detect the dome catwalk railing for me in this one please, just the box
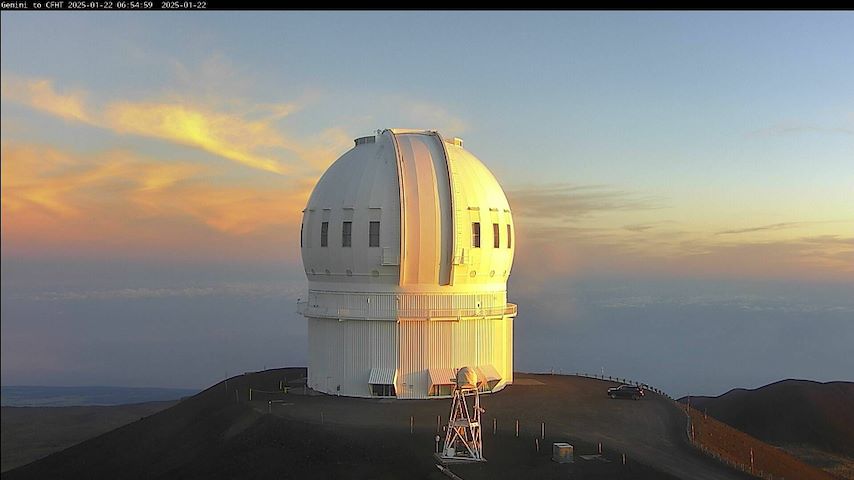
[297,302,517,321]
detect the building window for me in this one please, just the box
[371,383,395,397]
[369,221,380,247]
[342,221,352,247]
[320,221,328,247]
[300,223,303,248]
[507,224,512,249]
[430,384,453,396]
[493,223,500,248]
[472,222,481,248]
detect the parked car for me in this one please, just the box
[607,384,644,400]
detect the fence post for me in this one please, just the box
[750,448,754,473]
[515,420,519,437]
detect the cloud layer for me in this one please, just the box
[2,72,851,282]
[1,142,311,261]
[506,183,854,282]
[1,74,344,175]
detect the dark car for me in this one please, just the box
[607,385,644,400]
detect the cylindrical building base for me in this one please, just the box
[306,315,513,399]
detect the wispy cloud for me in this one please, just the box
[19,282,306,302]
[0,77,92,124]
[508,188,854,282]
[506,183,664,222]
[102,102,289,174]
[502,178,854,281]
[1,143,203,218]
[716,222,806,235]
[1,142,312,251]
[659,234,854,278]
[598,293,854,314]
[623,221,674,233]
[1,74,346,175]
[0,65,475,261]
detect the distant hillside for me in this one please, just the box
[679,380,854,478]
[684,404,836,480]
[680,380,854,456]
[1,386,199,407]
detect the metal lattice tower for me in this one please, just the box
[439,367,486,463]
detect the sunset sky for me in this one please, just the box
[2,12,852,396]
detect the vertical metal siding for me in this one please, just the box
[395,315,513,399]
[307,290,513,399]
[308,317,397,397]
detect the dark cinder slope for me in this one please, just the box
[1,401,176,472]
[680,380,854,458]
[7,368,757,480]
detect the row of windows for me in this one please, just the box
[472,222,512,249]
[302,220,512,250]
[301,221,381,248]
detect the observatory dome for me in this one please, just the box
[298,129,517,399]
[301,129,514,291]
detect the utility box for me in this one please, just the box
[552,443,574,463]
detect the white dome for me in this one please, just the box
[456,366,479,389]
[300,129,515,293]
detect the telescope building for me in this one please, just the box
[299,129,516,399]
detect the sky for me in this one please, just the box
[1,12,852,398]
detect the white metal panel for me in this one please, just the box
[396,315,513,399]
[476,364,501,382]
[444,142,514,289]
[395,132,453,287]
[302,290,510,320]
[368,367,397,385]
[307,317,398,397]
[310,313,513,399]
[301,133,401,291]
[429,367,457,386]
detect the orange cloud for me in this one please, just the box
[1,74,351,176]
[508,184,854,282]
[1,76,92,123]
[103,102,289,174]
[1,142,312,260]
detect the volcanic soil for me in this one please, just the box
[6,368,757,479]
